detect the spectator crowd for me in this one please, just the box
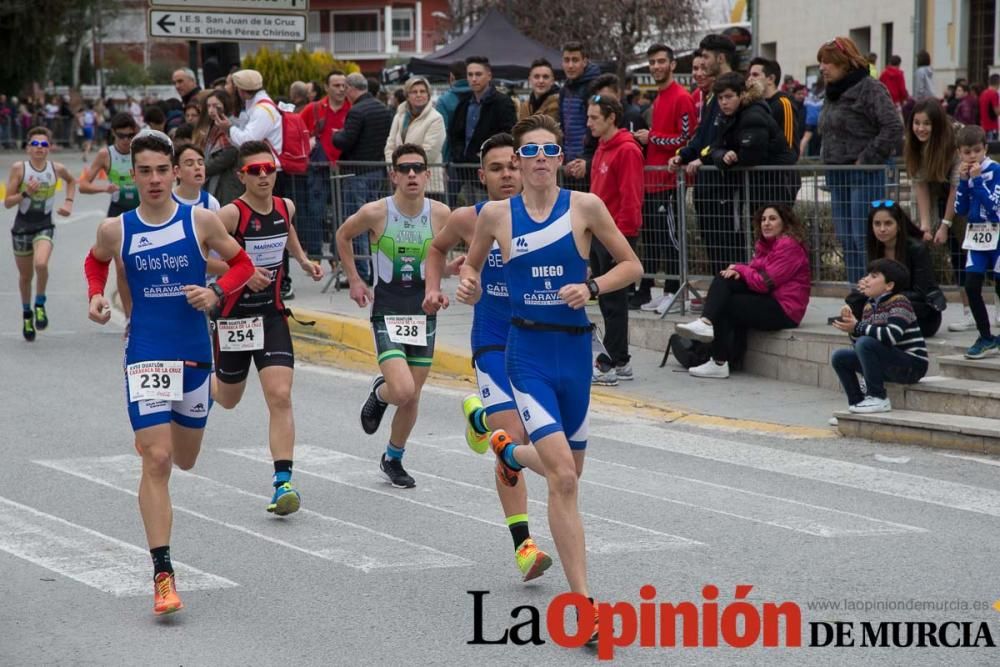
[6,32,1000,404]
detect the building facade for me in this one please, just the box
[755,0,999,95]
[99,0,449,80]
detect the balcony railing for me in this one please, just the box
[331,30,383,54]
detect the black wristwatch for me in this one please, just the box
[208,283,225,300]
[586,279,600,299]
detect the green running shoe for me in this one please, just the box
[461,393,489,454]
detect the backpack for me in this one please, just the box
[255,99,310,174]
[660,333,711,369]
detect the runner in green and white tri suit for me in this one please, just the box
[335,142,453,489]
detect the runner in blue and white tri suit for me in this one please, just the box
[424,132,554,583]
[456,115,642,644]
[84,129,254,616]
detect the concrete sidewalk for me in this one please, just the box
[283,271,844,437]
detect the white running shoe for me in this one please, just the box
[654,293,681,315]
[948,313,976,332]
[676,318,714,342]
[592,366,619,386]
[848,396,892,413]
[828,416,839,426]
[640,294,668,312]
[688,359,729,378]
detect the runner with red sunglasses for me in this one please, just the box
[209,140,324,515]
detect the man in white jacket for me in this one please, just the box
[215,69,301,299]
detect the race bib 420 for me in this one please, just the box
[963,223,1000,251]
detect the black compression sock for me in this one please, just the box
[506,514,530,549]
[151,545,173,576]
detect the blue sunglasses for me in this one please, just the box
[516,143,562,158]
[871,199,896,209]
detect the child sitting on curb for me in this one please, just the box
[830,259,929,414]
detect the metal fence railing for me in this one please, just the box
[152,157,962,297]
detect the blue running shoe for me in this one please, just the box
[965,336,998,359]
[267,482,301,515]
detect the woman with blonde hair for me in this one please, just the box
[384,76,446,193]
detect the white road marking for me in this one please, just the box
[34,455,471,573]
[410,437,922,537]
[0,495,236,597]
[590,422,1000,519]
[939,452,1000,468]
[223,444,704,554]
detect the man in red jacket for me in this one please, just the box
[588,95,645,385]
[300,70,351,272]
[878,55,909,109]
[631,44,696,313]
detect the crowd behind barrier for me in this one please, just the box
[275,159,933,292]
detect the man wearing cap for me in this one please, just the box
[215,69,299,298]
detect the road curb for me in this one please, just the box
[288,308,837,440]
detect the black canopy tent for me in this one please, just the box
[407,9,566,81]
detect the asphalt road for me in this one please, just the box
[3,152,1000,666]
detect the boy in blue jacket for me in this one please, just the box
[955,125,1000,358]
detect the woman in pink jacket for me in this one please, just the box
[676,203,811,378]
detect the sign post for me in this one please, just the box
[148,9,307,42]
[148,1,308,43]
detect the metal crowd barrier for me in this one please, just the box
[202,157,966,298]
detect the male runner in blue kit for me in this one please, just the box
[456,114,642,642]
[424,133,553,582]
[85,129,254,615]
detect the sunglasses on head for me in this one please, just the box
[516,143,562,158]
[871,199,896,209]
[394,162,427,174]
[241,162,277,176]
[29,140,49,147]
[825,38,846,52]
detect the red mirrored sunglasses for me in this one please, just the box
[241,162,277,176]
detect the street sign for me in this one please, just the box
[149,0,308,10]
[148,9,306,42]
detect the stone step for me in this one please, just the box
[834,409,1000,454]
[937,354,1000,382]
[886,375,1000,419]
[888,376,1000,420]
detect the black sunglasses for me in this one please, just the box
[395,162,427,174]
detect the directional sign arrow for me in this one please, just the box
[156,14,175,33]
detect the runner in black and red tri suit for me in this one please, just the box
[209,140,324,516]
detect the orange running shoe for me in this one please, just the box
[515,538,552,582]
[489,430,521,487]
[153,572,183,615]
[586,599,600,646]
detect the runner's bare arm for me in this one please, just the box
[284,198,324,281]
[424,205,476,314]
[77,149,113,194]
[335,200,384,306]
[3,162,24,208]
[184,208,255,312]
[54,162,76,216]
[85,218,123,324]
[559,192,643,309]
[206,203,241,275]
[456,201,500,305]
